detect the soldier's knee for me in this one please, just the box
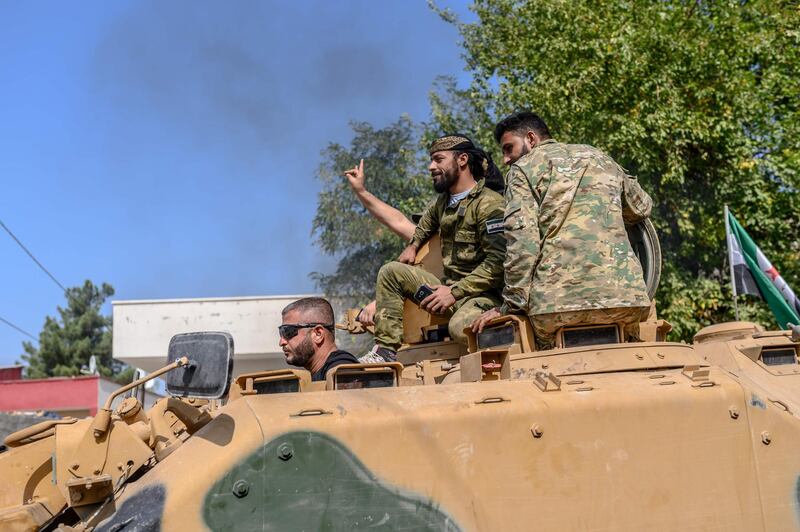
[377,261,399,278]
[377,261,405,283]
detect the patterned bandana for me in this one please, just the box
[429,135,474,155]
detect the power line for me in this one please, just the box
[0,218,67,293]
[0,315,36,341]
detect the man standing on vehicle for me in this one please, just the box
[361,135,506,362]
[471,112,652,350]
[279,297,359,381]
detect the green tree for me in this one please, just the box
[429,0,800,340]
[312,116,433,303]
[21,280,131,382]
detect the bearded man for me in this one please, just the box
[472,111,653,350]
[279,297,358,381]
[361,135,506,363]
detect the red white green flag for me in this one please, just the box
[725,206,800,328]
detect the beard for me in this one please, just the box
[283,334,314,368]
[516,142,530,163]
[432,159,459,193]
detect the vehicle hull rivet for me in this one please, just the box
[729,407,739,419]
[531,424,543,438]
[232,480,249,498]
[278,442,294,460]
[761,431,771,445]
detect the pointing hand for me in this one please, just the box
[344,159,366,193]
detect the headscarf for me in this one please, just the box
[429,134,504,193]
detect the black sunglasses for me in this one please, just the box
[278,322,334,340]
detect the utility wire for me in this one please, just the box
[0,218,67,293]
[0,218,63,343]
[0,315,36,340]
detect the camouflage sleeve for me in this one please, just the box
[409,197,441,248]
[449,194,506,300]
[499,165,540,314]
[621,173,652,224]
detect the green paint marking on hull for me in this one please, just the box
[203,430,460,531]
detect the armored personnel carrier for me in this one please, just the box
[2,221,800,531]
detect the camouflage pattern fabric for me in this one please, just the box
[532,307,649,351]
[374,262,501,351]
[410,179,506,300]
[500,139,652,319]
[375,177,505,351]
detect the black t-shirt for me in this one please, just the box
[311,350,359,382]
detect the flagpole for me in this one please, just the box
[724,204,740,320]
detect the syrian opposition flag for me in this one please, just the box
[725,207,800,328]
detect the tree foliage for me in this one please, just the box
[429,0,800,340]
[21,280,131,382]
[314,1,800,341]
[312,117,433,303]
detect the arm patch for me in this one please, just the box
[486,218,504,235]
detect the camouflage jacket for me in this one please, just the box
[500,139,652,316]
[410,179,506,300]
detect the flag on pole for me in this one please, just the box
[725,207,800,328]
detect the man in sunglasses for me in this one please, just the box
[279,297,358,381]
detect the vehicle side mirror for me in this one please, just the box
[165,331,234,399]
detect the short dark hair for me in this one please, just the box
[282,297,334,324]
[493,112,551,144]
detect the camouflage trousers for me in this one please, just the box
[374,261,501,351]
[531,306,650,351]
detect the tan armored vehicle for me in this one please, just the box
[2,220,800,531]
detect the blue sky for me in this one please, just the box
[0,1,472,366]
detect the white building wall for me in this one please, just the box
[112,295,315,376]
